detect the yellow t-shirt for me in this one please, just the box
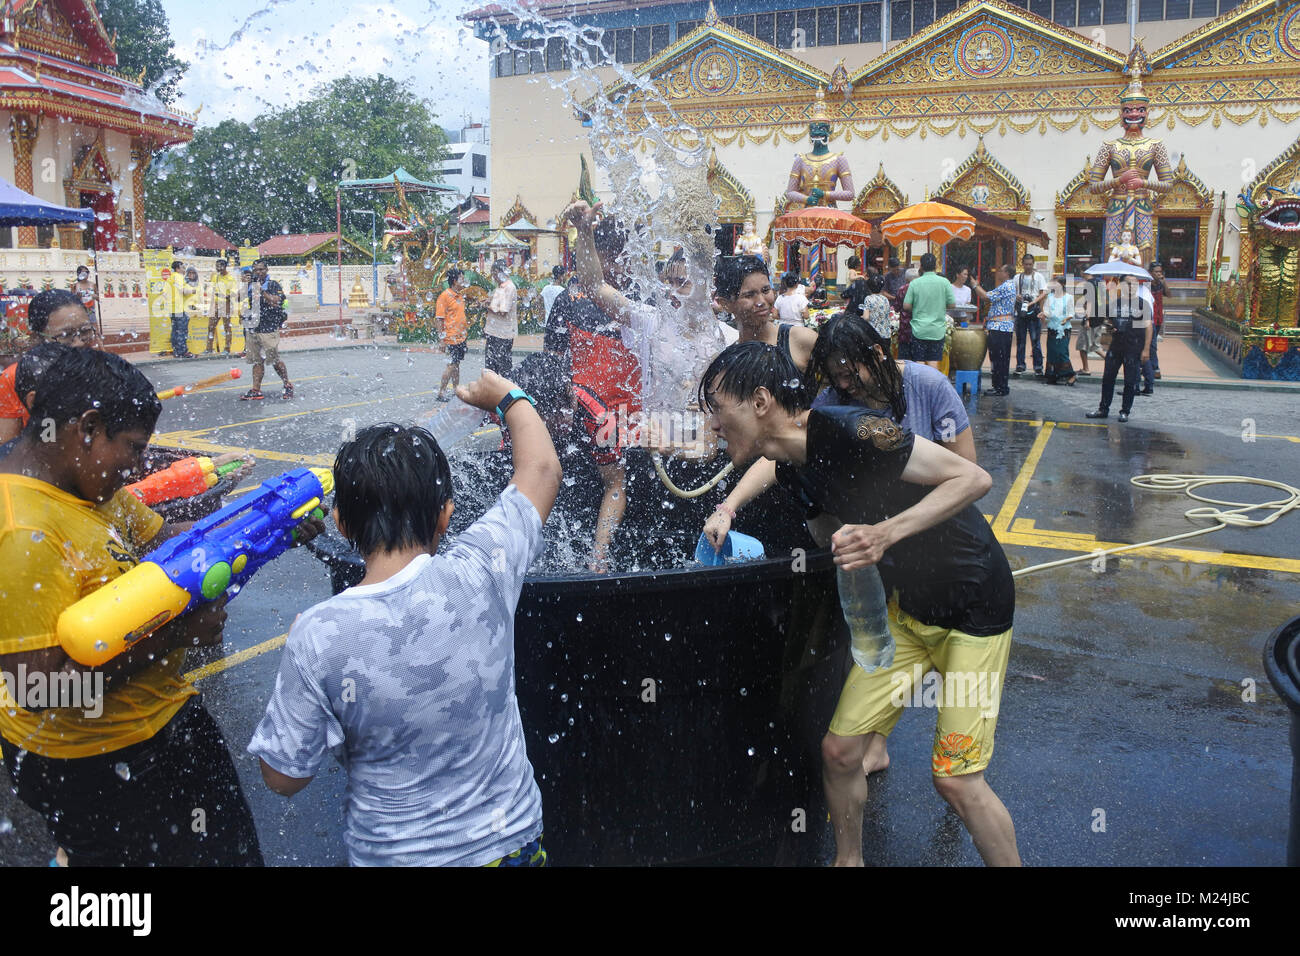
[0,476,196,758]
[211,272,239,316]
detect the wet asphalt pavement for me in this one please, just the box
[2,344,1298,866]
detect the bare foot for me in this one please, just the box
[861,733,890,775]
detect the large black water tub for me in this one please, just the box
[309,534,849,866]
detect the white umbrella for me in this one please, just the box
[1084,261,1152,281]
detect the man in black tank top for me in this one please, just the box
[698,342,1021,867]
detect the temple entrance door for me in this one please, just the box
[944,235,1006,285]
[1156,217,1198,278]
[1066,218,1105,274]
[81,190,116,252]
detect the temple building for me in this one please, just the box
[468,0,1300,285]
[0,0,195,251]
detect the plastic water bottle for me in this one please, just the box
[837,565,894,673]
[419,400,483,448]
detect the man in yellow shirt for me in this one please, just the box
[167,259,197,358]
[206,258,239,354]
[0,344,262,865]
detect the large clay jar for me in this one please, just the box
[949,324,988,371]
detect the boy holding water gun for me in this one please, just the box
[249,369,562,866]
[0,346,318,865]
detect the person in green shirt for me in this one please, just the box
[901,253,955,369]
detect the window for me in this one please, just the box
[472,154,486,179]
[839,5,859,44]
[936,0,959,20]
[914,0,934,30]
[818,6,838,44]
[1103,0,1127,22]
[797,8,817,47]
[862,2,882,41]
[36,225,55,248]
[1030,0,1052,17]
[1191,0,1215,14]
[776,10,797,48]
[677,19,699,37]
[514,48,530,74]
[1220,0,1243,11]
[615,28,633,63]
[651,23,670,54]
[546,36,567,70]
[529,43,544,73]
[633,25,651,61]
[891,0,912,40]
[1138,0,1163,20]
[496,51,513,77]
[754,12,775,44]
[1077,0,1101,23]
[734,14,755,36]
[0,227,12,249]
[1165,0,1190,16]
[1054,0,1076,25]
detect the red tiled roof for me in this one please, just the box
[258,232,370,258]
[460,208,490,225]
[146,220,232,250]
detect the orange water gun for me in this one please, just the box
[125,453,250,506]
[157,368,242,400]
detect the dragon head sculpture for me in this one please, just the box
[1237,183,1300,326]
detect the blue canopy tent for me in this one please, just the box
[0,177,94,228]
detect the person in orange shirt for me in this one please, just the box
[0,289,101,444]
[434,268,469,402]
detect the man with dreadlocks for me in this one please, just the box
[699,340,1018,867]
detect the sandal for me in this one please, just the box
[1066,376,1077,386]
[240,389,264,401]
[282,384,295,399]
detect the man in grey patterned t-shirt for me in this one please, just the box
[249,371,561,866]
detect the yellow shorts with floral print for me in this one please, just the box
[828,602,1013,777]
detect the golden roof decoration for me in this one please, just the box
[1120,41,1151,104]
[501,195,537,228]
[852,163,908,217]
[1242,133,1300,207]
[849,0,1126,88]
[934,137,1030,209]
[706,148,755,223]
[1151,0,1300,70]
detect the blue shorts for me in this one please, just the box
[904,337,944,363]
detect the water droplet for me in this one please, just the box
[30,531,44,543]
[664,632,672,642]
[0,817,12,834]
[547,733,560,744]
[560,693,568,702]
[739,687,747,696]
[575,613,583,622]
[93,640,107,652]
[113,762,130,781]
[746,747,755,756]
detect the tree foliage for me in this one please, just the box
[146,75,449,247]
[98,0,188,105]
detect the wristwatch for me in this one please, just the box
[495,388,536,420]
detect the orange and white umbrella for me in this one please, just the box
[881,201,975,245]
[771,206,874,247]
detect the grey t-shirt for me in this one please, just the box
[248,483,545,866]
[812,360,970,444]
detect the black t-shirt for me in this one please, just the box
[775,406,1014,636]
[249,279,287,333]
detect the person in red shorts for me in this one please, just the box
[0,290,101,443]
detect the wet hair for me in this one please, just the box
[15,341,71,407]
[996,263,1015,280]
[846,255,861,271]
[781,272,801,292]
[27,289,85,334]
[950,265,970,281]
[867,273,885,295]
[698,341,806,416]
[809,313,907,423]
[714,255,770,301]
[919,252,937,273]
[216,258,228,266]
[511,350,571,413]
[842,278,869,318]
[445,267,462,287]
[333,423,453,557]
[171,260,183,271]
[888,257,901,269]
[592,217,628,258]
[23,343,161,439]
[551,265,565,281]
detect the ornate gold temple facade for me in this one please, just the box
[486,0,1300,280]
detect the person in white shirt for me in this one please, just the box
[484,260,518,375]
[1013,254,1048,375]
[541,265,566,322]
[773,272,809,326]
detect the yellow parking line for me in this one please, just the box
[184,633,288,683]
[992,421,1054,536]
[206,388,443,433]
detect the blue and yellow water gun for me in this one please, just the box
[57,467,334,667]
